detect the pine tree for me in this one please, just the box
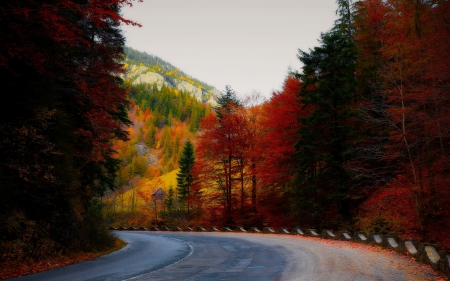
[294,2,359,227]
[176,141,195,214]
[215,85,241,119]
[165,185,175,213]
[0,0,135,258]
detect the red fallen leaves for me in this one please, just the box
[294,236,445,281]
[235,233,446,280]
[0,239,125,280]
[0,253,98,279]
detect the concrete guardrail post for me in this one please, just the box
[235,226,247,232]
[354,232,369,243]
[322,229,337,240]
[208,226,220,232]
[195,226,207,232]
[249,227,261,233]
[338,230,352,241]
[221,227,233,232]
[290,228,305,235]
[419,243,441,270]
[369,233,383,246]
[262,227,276,234]
[277,227,290,234]
[384,236,402,253]
[401,239,419,258]
[307,229,320,237]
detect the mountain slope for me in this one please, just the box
[123,47,220,106]
[105,48,217,226]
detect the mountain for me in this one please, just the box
[123,47,220,107]
[105,47,218,226]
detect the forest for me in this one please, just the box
[0,0,140,271]
[0,0,449,276]
[137,0,449,249]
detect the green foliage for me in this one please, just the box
[129,82,209,131]
[215,85,241,119]
[294,13,359,226]
[130,156,149,178]
[176,141,195,213]
[76,199,115,252]
[113,80,210,186]
[164,185,175,212]
[358,215,396,236]
[124,47,215,92]
[0,0,128,260]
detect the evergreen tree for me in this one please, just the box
[0,0,133,259]
[165,185,175,213]
[294,3,359,227]
[215,85,241,119]
[176,141,195,214]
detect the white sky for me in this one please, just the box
[120,0,338,98]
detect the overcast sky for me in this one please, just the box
[121,0,338,98]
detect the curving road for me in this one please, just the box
[10,231,440,281]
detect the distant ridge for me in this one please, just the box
[123,47,220,106]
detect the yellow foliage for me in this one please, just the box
[118,169,179,207]
[158,169,178,189]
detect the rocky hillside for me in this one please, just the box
[123,47,220,107]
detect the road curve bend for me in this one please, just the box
[10,231,441,281]
[10,232,191,281]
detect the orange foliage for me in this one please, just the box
[257,76,310,189]
[358,180,420,239]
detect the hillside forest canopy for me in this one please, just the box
[0,0,449,268]
[109,0,450,249]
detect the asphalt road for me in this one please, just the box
[10,232,191,281]
[10,231,440,281]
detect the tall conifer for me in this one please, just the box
[177,141,195,214]
[294,0,359,227]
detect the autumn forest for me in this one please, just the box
[1,0,449,273]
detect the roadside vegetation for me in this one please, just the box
[1,0,449,278]
[111,0,450,251]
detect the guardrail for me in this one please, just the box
[109,225,450,278]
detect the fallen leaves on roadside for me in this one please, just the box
[0,252,98,280]
[226,232,448,281]
[0,238,125,280]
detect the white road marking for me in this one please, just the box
[121,236,194,281]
